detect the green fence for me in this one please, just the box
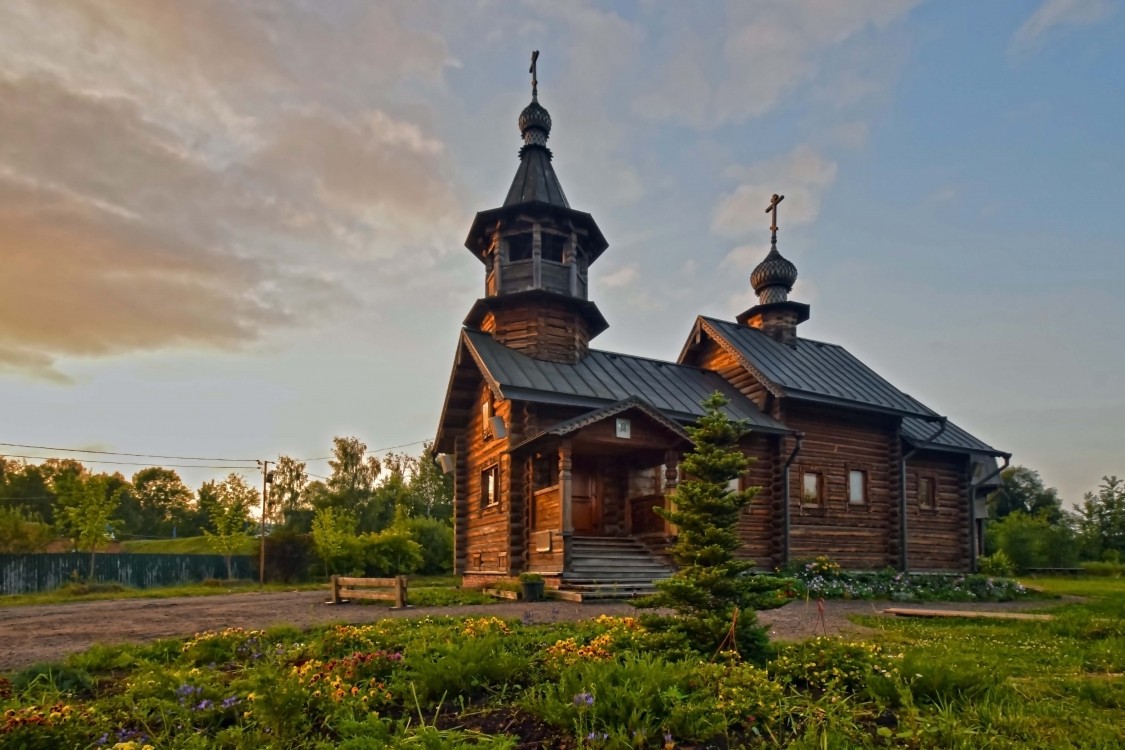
[0,553,255,595]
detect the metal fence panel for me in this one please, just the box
[0,553,255,595]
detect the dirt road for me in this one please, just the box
[0,592,1047,673]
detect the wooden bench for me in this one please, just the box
[328,575,408,608]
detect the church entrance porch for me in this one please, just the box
[513,398,691,585]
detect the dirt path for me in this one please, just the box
[0,592,1054,673]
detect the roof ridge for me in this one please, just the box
[700,315,846,350]
[587,346,716,374]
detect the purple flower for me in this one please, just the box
[586,731,608,741]
[221,696,239,709]
[573,691,594,706]
[194,699,213,711]
[95,734,108,746]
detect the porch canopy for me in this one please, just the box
[510,397,693,539]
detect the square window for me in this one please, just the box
[848,470,867,504]
[481,466,499,508]
[802,472,822,505]
[726,476,741,494]
[918,476,935,509]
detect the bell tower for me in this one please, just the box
[463,51,609,364]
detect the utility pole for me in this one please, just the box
[257,460,273,585]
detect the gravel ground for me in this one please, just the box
[0,591,1055,673]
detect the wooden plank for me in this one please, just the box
[340,589,396,601]
[336,576,398,587]
[882,608,1053,622]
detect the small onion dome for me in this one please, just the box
[518,99,552,140]
[751,246,798,295]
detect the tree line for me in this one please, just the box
[0,437,453,579]
[983,467,1125,573]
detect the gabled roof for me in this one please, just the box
[686,316,938,419]
[683,316,1007,457]
[462,328,789,433]
[510,397,692,453]
[505,147,569,208]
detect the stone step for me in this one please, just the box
[568,557,670,568]
[563,572,670,581]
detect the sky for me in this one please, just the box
[0,0,1121,504]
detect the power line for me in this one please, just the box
[0,453,256,470]
[0,441,258,463]
[297,439,428,462]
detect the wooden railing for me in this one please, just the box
[328,575,408,608]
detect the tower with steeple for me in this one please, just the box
[737,193,809,346]
[462,51,609,364]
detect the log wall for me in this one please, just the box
[783,404,899,569]
[461,382,512,574]
[480,301,590,364]
[734,433,780,568]
[905,451,971,571]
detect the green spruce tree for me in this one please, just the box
[639,392,788,662]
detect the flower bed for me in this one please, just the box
[784,556,1031,602]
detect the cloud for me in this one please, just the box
[633,0,920,128]
[712,145,837,239]
[0,1,463,378]
[600,265,639,289]
[1009,0,1114,56]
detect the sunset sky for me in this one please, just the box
[0,1,1121,503]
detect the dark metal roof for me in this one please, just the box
[694,317,937,419]
[504,146,569,208]
[463,329,789,433]
[902,417,1007,457]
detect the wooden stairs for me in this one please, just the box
[551,536,673,602]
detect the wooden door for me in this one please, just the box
[571,464,601,534]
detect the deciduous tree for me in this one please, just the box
[56,475,120,579]
[204,473,256,579]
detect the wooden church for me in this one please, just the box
[434,57,1009,596]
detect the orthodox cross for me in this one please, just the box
[765,193,785,244]
[529,50,540,100]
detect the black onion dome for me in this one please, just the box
[750,246,798,294]
[518,99,552,138]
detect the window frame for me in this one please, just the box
[800,469,824,507]
[917,474,937,511]
[847,467,868,506]
[480,464,500,510]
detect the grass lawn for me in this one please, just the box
[2,576,1121,748]
[0,575,469,608]
[121,536,258,555]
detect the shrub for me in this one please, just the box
[978,550,1016,577]
[360,528,423,577]
[987,512,1078,572]
[260,530,315,583]
[400,517,453,575]
[769,637,900,694]
[1082,560,1125,577]
[518,572,543,583]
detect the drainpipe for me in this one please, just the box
[782,433,804,565]
[899,417,947,572]
[968,453,1011,571]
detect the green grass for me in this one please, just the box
[0,580,326,607]
[120,536,258,555]
[5,577,1122,747]
[0,574,469,608]
[848,574,1125,747]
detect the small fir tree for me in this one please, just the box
[638,392,788,662]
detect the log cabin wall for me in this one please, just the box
[462,381,513,575]
[735,432,780,568]
[480,302,591,364]
[783,403,899,569]
[904,450,971,571]
[689,339,772,412]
